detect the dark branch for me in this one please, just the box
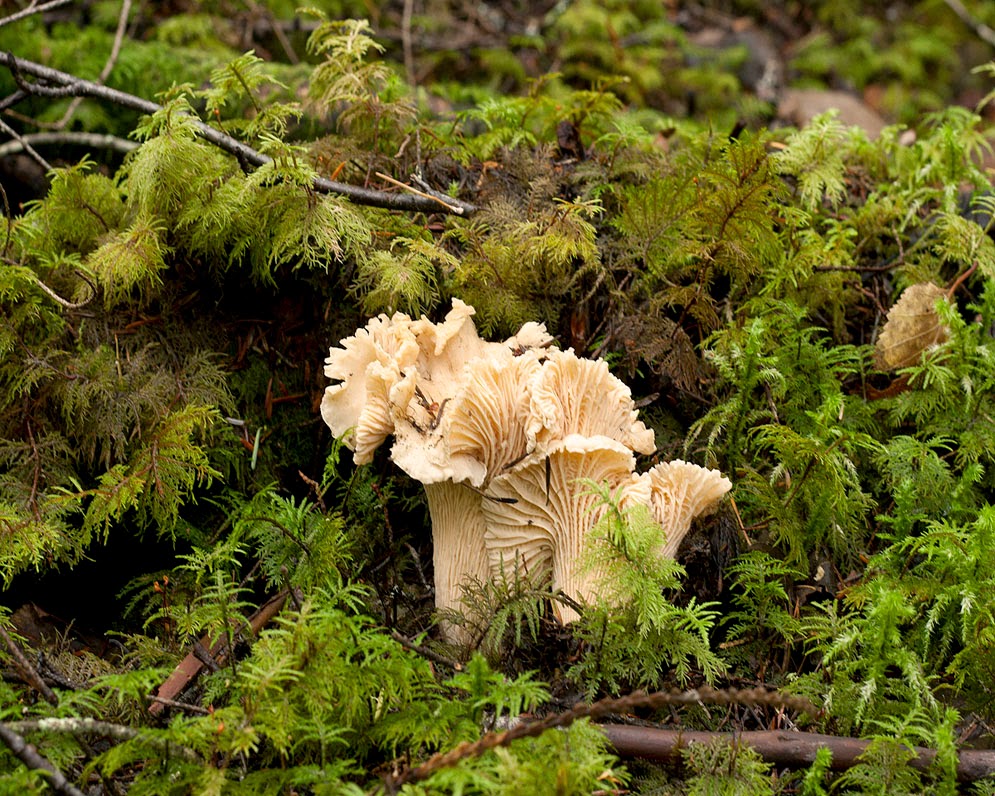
[0,52,478,216]
[601,724,995,783]
[390,686,818,788]
[0,625,58,705]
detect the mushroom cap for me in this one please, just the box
[637,460,732,558]
[348,362,418,465]
[387,301,504,484]
[389,301,557,487]
[409,299,492,396]
[525,349,655,458]
[482,434,637,623]
[320,311,419,456]
[445,349,545,488]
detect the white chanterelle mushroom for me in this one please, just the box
[526,348,655,458]
[320,312,419,463]
[320,300,731,639]
[320,301,554,633]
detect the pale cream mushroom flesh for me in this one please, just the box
[320,300,555,631]
[527,348,656,457]
[320,300,731,636]
[320,312,420,463]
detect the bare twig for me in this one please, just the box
[389,629,462,671]
[403,541,432,594]
[0,52,478,215]
[0,180,11,259]
[401,0,416,87]
[0,624,59,705]
[946,259,979,299]
[375,171,463,214]
[145,694,211,715]
[812,263,898,273]
[0,723,86,796]
[944,0,995,48]
[0,117,50,171]
[29,270,96,309]
[0,0,74,29]
[0,88,29,113]
[245,0,299,64]
[297,469,328,513]
[7,717,202,763]
[0,130,138,158]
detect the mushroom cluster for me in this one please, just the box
[321,300,731,631]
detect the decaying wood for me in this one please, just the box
[600,724,995,782]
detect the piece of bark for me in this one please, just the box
[600,724,995,782]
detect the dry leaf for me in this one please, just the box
[874,282,949,370]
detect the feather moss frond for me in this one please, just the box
[86,215,170,307]
[354,236,455,316]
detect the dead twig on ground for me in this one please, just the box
[0,723,86,796]
[0,624,58,705]
[0,52,478,216]
[386,686,817,789]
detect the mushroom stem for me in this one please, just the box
[424,481,491,635]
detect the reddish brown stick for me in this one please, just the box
[148,590,290,716]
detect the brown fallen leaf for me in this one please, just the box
[874,282,950,370]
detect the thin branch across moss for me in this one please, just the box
[0,52,478,216]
